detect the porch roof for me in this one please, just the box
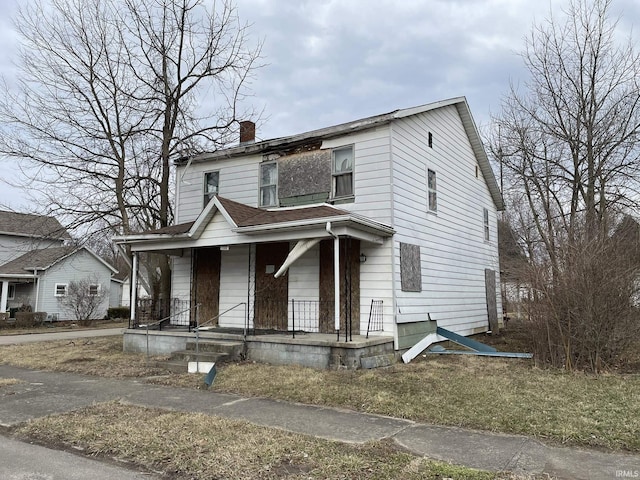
[0,246,118,278]
[113,196,395,248]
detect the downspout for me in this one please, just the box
[130,252,138,325]
[325,222,340,338]
[33,270,40,312]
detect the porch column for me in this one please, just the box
[130,252,138,322]
[334,236,340,332]
[0,281,8,314]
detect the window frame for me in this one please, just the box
[427,168,437,212]
[331,145,355,200]
[88,284,100,296]
[483,207,490,241]
[7,284,15,300]
[259,162,278,207]
[203,170,220,207]
[54,283,68,297]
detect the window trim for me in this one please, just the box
[7,284,15,300]
[331,145,355,200]
[54,283,68,297]
[203,170,220,207]
[88,284,100,296]
[427,168,437,212]
[259,161,278,207]
[483,207,490,241]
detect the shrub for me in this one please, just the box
[107,306,130,320]
[14,312,47,328]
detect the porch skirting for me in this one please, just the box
[123,329,394,370]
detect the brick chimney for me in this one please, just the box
[239,120,256,144]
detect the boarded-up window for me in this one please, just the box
[400,243,422,292]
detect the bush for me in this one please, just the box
[14,312,47,328]
[107,306,130,320]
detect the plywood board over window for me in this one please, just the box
[400,243,422,292]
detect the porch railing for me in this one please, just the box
[132,298,192,329]
[366,299,384,338]
[143,303,200,360]
[194,302,247,372]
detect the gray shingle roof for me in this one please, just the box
[0,211,71,240]
[0,246,76,275]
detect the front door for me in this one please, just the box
[319,238,360,334]
[254,242,289,330]
[193,247,221,326]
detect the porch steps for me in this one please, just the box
[159,340,245,373]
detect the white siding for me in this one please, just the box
[390,105,502,335]
[359,238,394,335]
[37,250,112,320]
[171,252,192,301]
[321,126,393,224]
[175,154,262,223]
[218,245,249,328]
[287,242,319,330]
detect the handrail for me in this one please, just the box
[145,303,200,361]
[193,302,246,373]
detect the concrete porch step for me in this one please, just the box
[184,340,244,360]
[169,350,228,364]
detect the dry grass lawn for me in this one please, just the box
[1,334,638,452]
[16,402,523,480]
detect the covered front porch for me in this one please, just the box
[115,196,396,368]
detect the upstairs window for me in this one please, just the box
[427,169,437,212]
[483,208,490,241]
[332,146,354,198]
[259,162,278,207]
[54,283,68,297]
[203,171,219,207]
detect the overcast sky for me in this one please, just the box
[1,0,639,210]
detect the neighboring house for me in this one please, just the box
[115,97,504,350]
[0,211,119,320]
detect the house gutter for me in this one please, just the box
[325,222,341,335]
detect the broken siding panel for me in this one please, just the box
[391,105,502,336]
[218,245,249,329]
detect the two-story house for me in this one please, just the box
[0,211,118,320]
[115,97,504,359]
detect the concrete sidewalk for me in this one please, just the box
[0,364,637,480]
[0,327,124,345]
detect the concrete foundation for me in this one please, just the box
[123,329,395,370]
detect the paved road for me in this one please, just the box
[0,327,124,345]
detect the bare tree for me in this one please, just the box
[491,0,640,371]
[0,0,262,302]
[57,277,108,325]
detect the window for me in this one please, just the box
[89,284,100,296]
[54,283,68,297]
[332,146,354,198]
[203,171,219,207]
[427,169,437,212]
[7,284,15,300]
[483,208,490,241]
[259,162,277,207]
[428,132,433,148]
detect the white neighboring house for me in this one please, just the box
[115,97,504,350]
[0,211,118,320]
